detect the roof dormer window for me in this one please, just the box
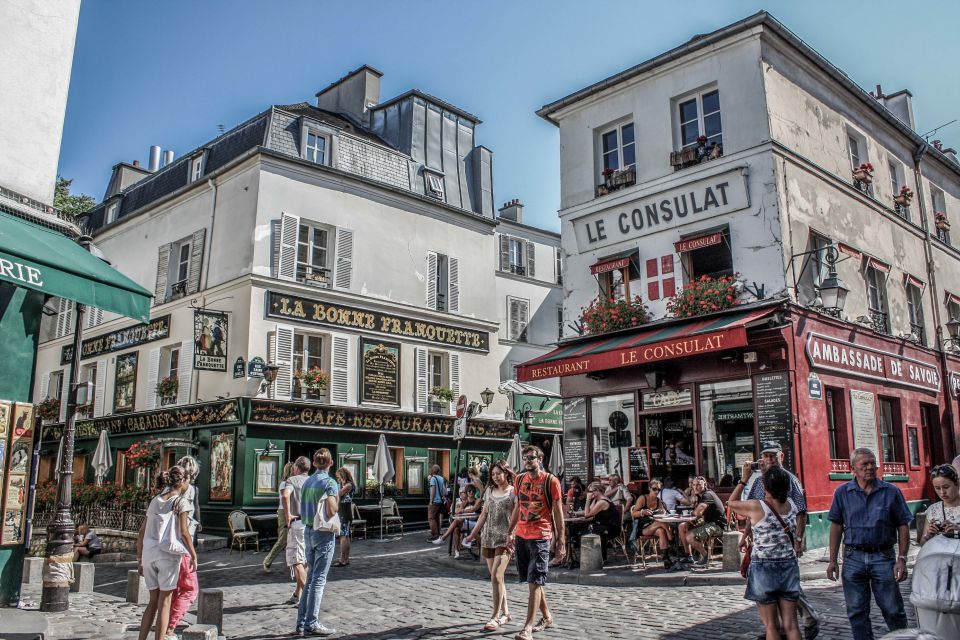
[425,172,444,200]
[299,120,335,167]
[106,201,119,224]
[189,153,205,183]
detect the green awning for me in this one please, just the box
[0,212,151,322]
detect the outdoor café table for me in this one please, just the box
[248,513,279,545]
[356,504,382,534]
[652,513,697,559]
[563,515,592,568]
[448,513,479,558]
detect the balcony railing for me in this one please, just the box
[883,461,906,475]
[936,227,952,246]
[830,459,852,473]
[893,203,911,221]
[301,267,331,288]
[909,323,925,346]
[865,310,889,334]
[508,264,526,276]
[169,280,187,300]
[669,142,723,172]
[595,166,636,197]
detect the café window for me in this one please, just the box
[878,397,902,463]
[797,231,832,306]
[600,121,635,173]
[428,449,450,480]
[292,332,327,401]
[683,228,733,281]
[865,262,890,334]
[905,280,925,345]
[364,446,405,493]
[699,379,753,486]
[296,222,332,287]
[590,393,635,478]
[825,387,849,461]
[678,89,722,149]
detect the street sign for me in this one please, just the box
[608,410,629,432]
[453,417,467,440]
[455,394,468,419]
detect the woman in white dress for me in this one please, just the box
[921,463,960,545]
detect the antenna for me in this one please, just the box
[921,119,957,140]
[217,124,225,135]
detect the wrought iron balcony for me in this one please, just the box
[508,264,526,276]
[595,167,636,197]
[868,310,889,334]
[169,280,187,300]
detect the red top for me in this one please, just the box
[514,471,563,540]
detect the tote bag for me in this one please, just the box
[312,479,342,534]
[156,495,188,556]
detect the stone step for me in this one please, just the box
[195,535,227,552]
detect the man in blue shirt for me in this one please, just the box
[827,447,912,640]
[295,448,340,637]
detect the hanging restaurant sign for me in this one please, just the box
[61,314,171,364]
[950,372,960,399]
[805,332,941,393]
[42,399,241,441]
[266,290,489,353]
[194,310,228,371]
[360,338,400,406]
[674,232,723,253]
[249,400,515,439]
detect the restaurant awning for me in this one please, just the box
[516,306,778,382]
[0,212,152,322]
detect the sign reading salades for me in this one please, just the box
[572,168,749,252]
[805,333,941,393]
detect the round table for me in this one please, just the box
[563,515,593,568]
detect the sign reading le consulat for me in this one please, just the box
[267,291,489,353]
[62,315,171,364]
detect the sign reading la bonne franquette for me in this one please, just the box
[806,333,941,393]
[572,168,750,252]
[61,315,171,364]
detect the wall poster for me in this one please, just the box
[255,449,281,497]
[209,429,235,502]
[2,403,35,545]
[194,310,228,371]
[406,459,425,496]
[113,352,138,414]
[850,390,879,454]
[359,338,400,406]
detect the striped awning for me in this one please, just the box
[517,306,777,382]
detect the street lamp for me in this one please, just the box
[480,387,495,408]
[944,317,960,350]
[258,362,281,395]
[817,247,849,316]
[509,402,534,429]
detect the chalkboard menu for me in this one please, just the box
[629,447,649,482]
[563,398,588,481]
[753,372,794,471]
[360,338,400,406]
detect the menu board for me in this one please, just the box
[562,398,588,482]
[628,447,649,482]
[0,402,9,533]
[2,403,35,545]
[850,390,878,454]
[359,338,400,406]
[753,372,795,472]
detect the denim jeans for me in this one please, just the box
[841,548,907,640]
[296,528,336,630]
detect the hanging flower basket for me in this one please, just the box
[430,386,455,403]
[935,212,951,231]
[667,274,742,318]
[579,295,650,334]
[294,366,329,391]
[36,397,60,421]
[893,185,913,207]
[156,376,178,402]
[852,163,874,183]
[124,440,161,470]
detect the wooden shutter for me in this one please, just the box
[426,252,438,310]
[58,370,68,422]
[333,228,354,290]
[56,298,73,338]
[85,307,103,329]
[187,228,206,294]
[499,235,510,271]
[449,352,461,413]
[93,359,107,417]
[270,219,282,278]
[277,212,300,281]
[330,335,350,405]
[273,324,295,399]
[415,346,428,412]
[525,241,535,278]
[155,243,172,300]
[39,372,49,400]
[509,298,529,341]
[448,256,460,313]
[146,348,161,410]
[177,340,193,405]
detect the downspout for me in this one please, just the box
[190,177,219,405]
[912,143,957,456]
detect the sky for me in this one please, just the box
[58,0,960,233]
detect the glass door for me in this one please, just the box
[645,410,695,490]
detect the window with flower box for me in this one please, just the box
[293,333,328,401]
[905,281,926,345]
[865,263,890,334]
[601,122,636,173]
[679,89,722,149]
[847,131,872,196]
[683,228,733,281]
[931,186,951,245]
[889,160,909,220]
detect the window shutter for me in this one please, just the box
[448,257,460,314]
[145,348,161,410]
[333,228,354,290]
[277,212,300,281]
[426,252,438,310]
[85,307,103,329]
[525,241,535,278]
[519,299,529,342]
[415,346,428,412]
[273,324,295,399]
[155,243,172,300]
[449,352,460,413]
[58,371,68,422]
[56,298,73,338]
[499,235,510,270]
[270,219,282,278]
[39,372,50,400]
[177,340,193,405]
[187,228,206,294]
[330,335,350,405]
[93,359,107,417]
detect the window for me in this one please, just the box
[949,299,960,326]
[425,173,444,199]
[106,202,119,224]
[428,449,450,480]
[889,160,909,220]
[428,352,447,413]
[189,155,204,182]
[825,388,849,461]
[304,131,326,164]
[507,297,529,343]
[865,264,889,333]
[49,370,64,402]
[679,90,721,148]
[848,135,863,170]
[557,306,564,341]
[433,253,449,312]
[168,241,191,297]
[167,347,180,380]
[878,397,902,463]
[555,248,562,285]
[292,333,326,400]
[931,186,951,245]
[686,228,733,280]
[906,282,925,345]
[80,363,97,416]
[920,403,944,465]
[797,231,831,305]
[296,222,331,287]
[499,235,534,278]
[601,122,635,172]
[508,238,525,275]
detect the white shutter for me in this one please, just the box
[155,243,172,301]
[177,340,193,405]
[146,348,161,410]
[273,324,295,399]
[333,228,354,290]
[39,372,50,400]
[426,252,438,310]
[58,370,68,422]
[330,336,350,405]
[187,228,206,294]
[56,298,73,338]
[270,220,282,278]
[499,235,510,271]
[277,212,300,281]
[93,359,107,417]
[448,256,460,314]
[525,241,535,278]
[519,300,529,342]
[85,307,103,329]
[415,346,428,412]
[449,352,461,413]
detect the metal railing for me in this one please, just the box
[868,310,889,334]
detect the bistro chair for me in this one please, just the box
[227,510,260,556]
[380,498,404,535]
[635,534,661,569]
[350,503,367,539]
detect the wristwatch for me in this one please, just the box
[897,555,907,562]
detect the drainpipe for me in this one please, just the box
[190,178,219,405]
[912,143,958,457]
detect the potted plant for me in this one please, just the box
[667,274,742,318]
[430,386,455,403]
[36,397,60,422]
[124,440,161,470]
[935,211,951,231]
[75,404,93,419]
[294,366,330,392]
[579,295,650,334]
[852,162,874,183]
[156,376,178,405]
[893,185,914,207]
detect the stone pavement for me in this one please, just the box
[7,532,921,640]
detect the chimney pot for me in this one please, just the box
[133,160,140,167]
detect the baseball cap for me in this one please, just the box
[760,441,782,454]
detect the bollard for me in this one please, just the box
[580,534,603,571]
[22,556,44,584]
[915,511,926,545]
[182,624,218,640]
[126,569,150,604]
[722,530,742,573]
[197,588,223,634]
[70,562,95,593]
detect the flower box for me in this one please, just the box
[893,185,913,207]
[36,397,60,421]
[935,212,951,231]
[667,274,742,318]
[579,295,650,334]
[294,366,329,391]
[852,163,874,184]
[430,386,455,403]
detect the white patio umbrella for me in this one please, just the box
[371,434,395,541]
[506,434,523,473]
[548,433,565,478]
[92,430,113,485]
[54,435,64,482]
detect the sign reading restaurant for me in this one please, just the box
[572,168,750,251]
[61,315,171,364]
[266,291,489,353]
[805,333,941,393]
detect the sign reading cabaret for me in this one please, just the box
[572,169,749,252]
[61,315,171,364]
[249,401,515,439]
[806,333,941,393]
[519,327,745,382]
[266,291,489,353]
[43,399,241,441]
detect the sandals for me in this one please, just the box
[483,619,501,631]
[515,631,533,640]
[532,617,554,632]
[333,560,350,567]
[498,614,512,626]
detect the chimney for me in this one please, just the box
[148,145,161,172]
[133,160,140,167]
[883,89,915,129]
[943,147,960,165]
[103,161,150,200]
[316,65,382,126]
[498,199,524,224]
[162,150,175,167]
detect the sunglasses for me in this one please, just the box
[931,464,958,481]
[523,455,540,461]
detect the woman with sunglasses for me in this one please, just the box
[921,464,960,545]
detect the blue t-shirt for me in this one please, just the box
[827,479,912,547]
[300,471,340,526]
[430,475,446,504]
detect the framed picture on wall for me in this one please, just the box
[208,430,235,502]
[406,459,425,496]
[113,352,138,413]
[255,450,282,497]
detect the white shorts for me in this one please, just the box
[286,520,306,574]
[141,551,182,591]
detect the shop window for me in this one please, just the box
[906,282,925,345]
[590,393,635,478]
[920,403,942,466]
[644,408,694,487]
[390,447,404,490]
[699,379,753,486]
[825,388,849,461]
[292,333,327,401]
[428,449,450,480]
[684,229,733,281]
[865,264,890,334]
[907,427,921,468]
[797,231,832,306]
[878,397,902,463]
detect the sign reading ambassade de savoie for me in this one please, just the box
[266,291,489,353]
[805,333,941,393]
[61,315,171,364]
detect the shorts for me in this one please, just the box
[515,537,550,585]
[744,557,801,604]
[339,521,351,538]
[482,546,511,559]
[692,522,724,542]
[141,551,182,591]
[286,520,306,573]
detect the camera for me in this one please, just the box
[750,461,760,472]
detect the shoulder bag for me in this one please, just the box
[313,479,342,534]
[158,495,189,556]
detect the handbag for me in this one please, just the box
[313,479,342,534]
[158,496,188,556]
[739,541,752,578]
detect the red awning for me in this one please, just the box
[517,306,777,382]
[837,242,862,260]
[674,232,723,253]
[946,290,960,306]
[903,273,925,290]
[590,257,631,275]
[866,256,891,273]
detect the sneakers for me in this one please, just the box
[303,623,336,637]
[454,550,460,559]
[431,537,445,545]
[461,539,473,548]
[286,594,301,605]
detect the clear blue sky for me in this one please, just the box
[59,0,960,232]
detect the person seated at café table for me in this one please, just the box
[565,476,586,511]
[604,474,634,514]
[584,482,623,564]
[629,479,672,563]
[659,477,685,512]
[677,476,727,568]
[432,487,480,558]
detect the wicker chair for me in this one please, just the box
[227,510,260,556]
[380,498,403,535]
[350,503,367,539]
[635,534,661,568]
